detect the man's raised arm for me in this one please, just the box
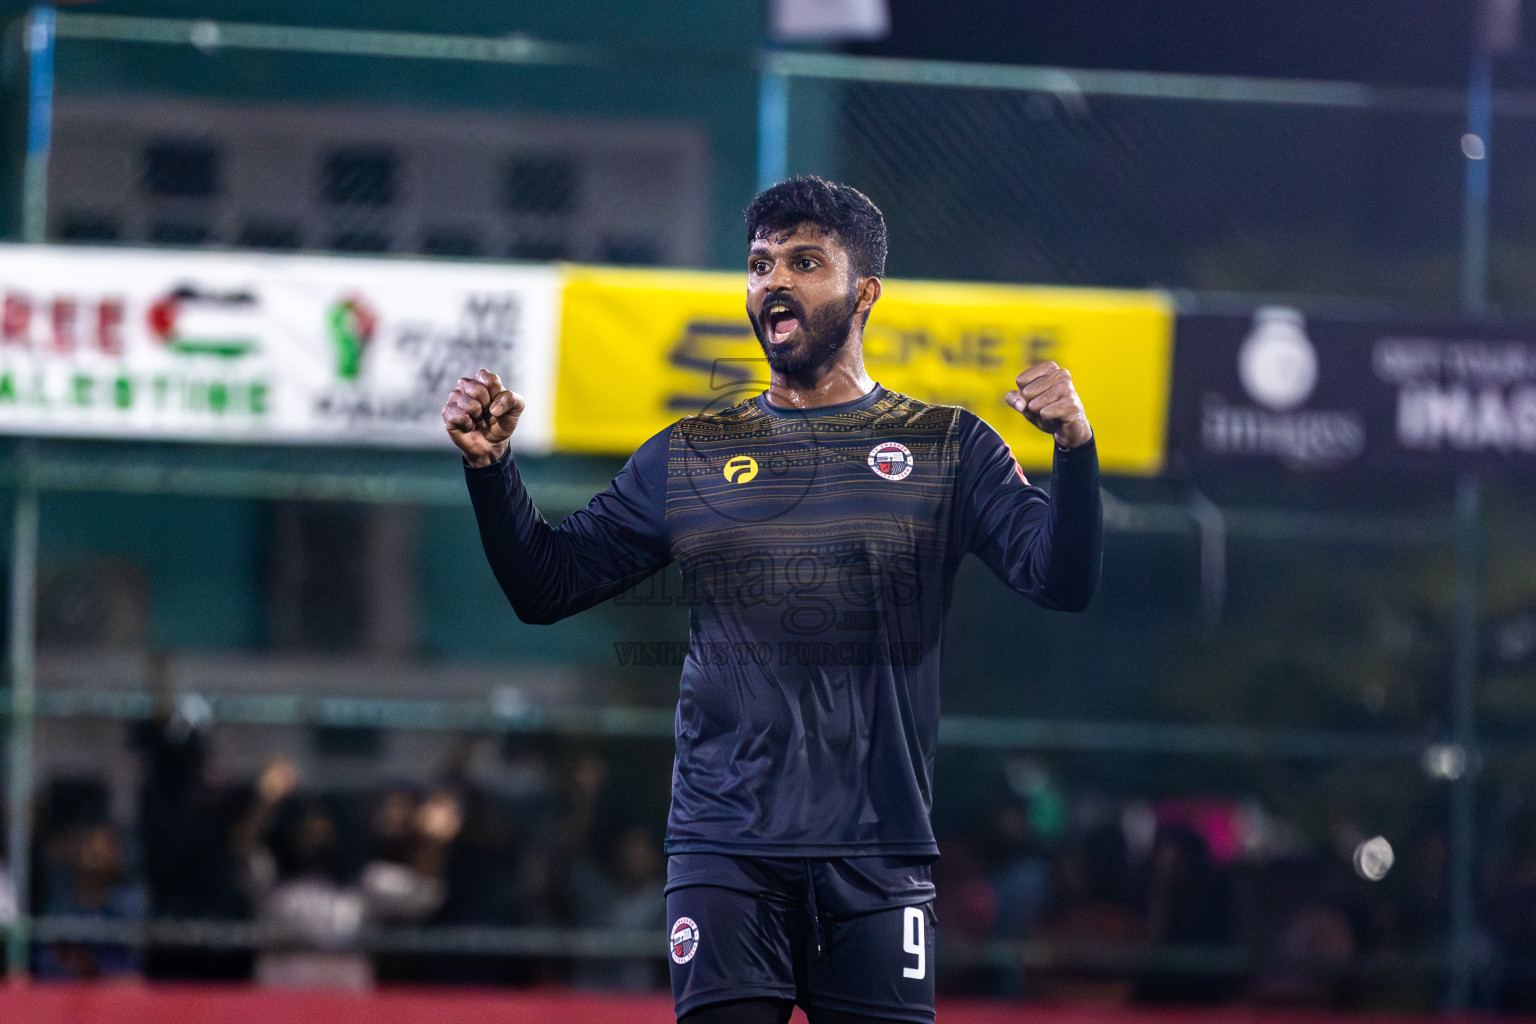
[953,361,1103,612]
[445,369,671,624]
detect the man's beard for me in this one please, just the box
[749,284,859,379]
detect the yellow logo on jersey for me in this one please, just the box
[723,456,759,483]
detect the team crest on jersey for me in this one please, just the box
[670,916,700,964]
[867,441,914,481]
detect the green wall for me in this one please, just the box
[39,0,768,269]
[37,491,266,649]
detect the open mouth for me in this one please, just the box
[764,302,801,344]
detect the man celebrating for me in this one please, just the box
[443,177,1102,1024]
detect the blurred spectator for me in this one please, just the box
[931,839,997,995]
[554,752,614,858]
[1029,822,1142,1007]
[1401,825,1451,950]
[1136,824,1238,1004]
[1244,856,1357,1009]
[366,784,462,985]
[0,808,15,932]
[236,756,450,991]
[368,786,421,868]
[1495,821,1536,1010]
[431,780,543,984]
[1153,798,1246,866]
[131,667,252,980]
[35,822,147,980]
[566,825,667,989]
[0,866,14,929]
[235,756,366,990]
[979,798,1055,996]
[990,799,1056,940]
[361,786,459,923]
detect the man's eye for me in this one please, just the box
[751,261,769,274]
[797,258,817,270]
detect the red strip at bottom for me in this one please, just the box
[0,983,1521,1024]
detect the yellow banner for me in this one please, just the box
[554,266,1172,476]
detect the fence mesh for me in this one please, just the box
[784,75,1490,304]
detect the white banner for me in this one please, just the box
[0,245,561,451]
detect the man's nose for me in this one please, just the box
[763,260,795,291]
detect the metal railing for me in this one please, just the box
[0,915,1472,982]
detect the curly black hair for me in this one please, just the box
[745,176,887,279]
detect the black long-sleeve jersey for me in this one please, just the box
[465,383,1102,859]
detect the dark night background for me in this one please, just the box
[855,0,1481,88]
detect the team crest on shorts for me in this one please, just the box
[670,916,700,964]
[867,441,914,481]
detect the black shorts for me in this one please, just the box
[665,852,937,1023]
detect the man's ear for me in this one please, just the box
[856,275,882,316]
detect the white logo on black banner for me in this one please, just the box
[1239,307,1317,411]
[1202,307,1365,470]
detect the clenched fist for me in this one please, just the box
[443,368,525,468]
[1004,360,1093,449]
